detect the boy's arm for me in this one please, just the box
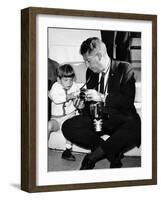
[49,84,67,104]
[66,83,81,101]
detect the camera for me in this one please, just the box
[75,89,104,132]
[89,102,103,132]
[79,88,87,100]
[73,88,87,110]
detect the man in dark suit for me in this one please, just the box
[62,37,141,169]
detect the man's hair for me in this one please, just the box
[80,37,107,56]
[56,64,75,79]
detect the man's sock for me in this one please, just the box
[89,146,105,163]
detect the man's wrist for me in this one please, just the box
[99,93,106,102]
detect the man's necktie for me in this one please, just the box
[100,72,105,94]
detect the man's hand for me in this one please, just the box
[73,97,85,109]
[86,89,104,102]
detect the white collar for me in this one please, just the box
[102,59,111,74]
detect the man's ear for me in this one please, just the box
[97,52,102,61]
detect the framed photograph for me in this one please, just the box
[21,7,157,192]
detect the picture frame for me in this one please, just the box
[21,7,157,192]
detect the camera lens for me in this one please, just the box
[79,89,86,100]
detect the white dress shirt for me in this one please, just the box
[98,61,111,95]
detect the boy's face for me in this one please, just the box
[59,77,74,90]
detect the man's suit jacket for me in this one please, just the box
[85,59,137,117]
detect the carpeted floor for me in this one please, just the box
[48,149,141,171]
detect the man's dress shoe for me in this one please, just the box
[110,159,122,168]
[80,154,95,170]
[110,154,123,168]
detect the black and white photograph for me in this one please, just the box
[47,28,142,172]
[21,7,157,192]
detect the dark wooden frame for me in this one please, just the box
[21,7,157,192]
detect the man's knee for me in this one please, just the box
[125,115,141,144]
[126,115,141,127]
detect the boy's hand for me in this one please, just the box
[66,90,80,101]
[66,93,75,101]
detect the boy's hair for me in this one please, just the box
[56,64,75,79]
[80,37,107,56]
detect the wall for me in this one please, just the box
[0,0,160,199]
[48,28,101,63]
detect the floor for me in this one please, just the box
[48,149,141,171]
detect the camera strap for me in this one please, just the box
[80,75,91,90]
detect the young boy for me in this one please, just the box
[48,64,80,161]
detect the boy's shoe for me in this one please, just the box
[61,148,76,161]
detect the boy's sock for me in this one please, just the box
[65,143,72,150]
